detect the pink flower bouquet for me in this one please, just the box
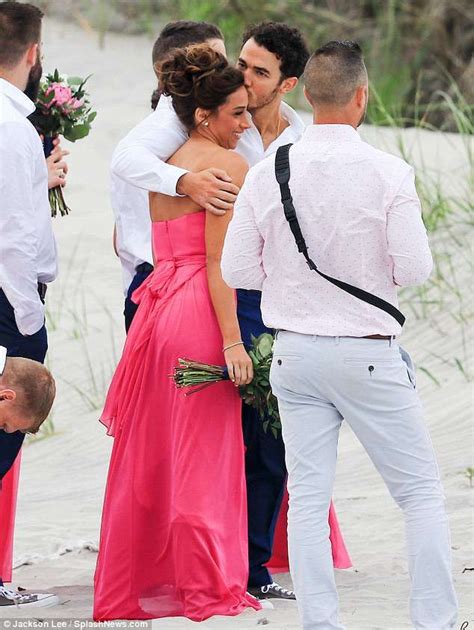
[29,69,97,217]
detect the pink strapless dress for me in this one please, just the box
[94,213,260,621]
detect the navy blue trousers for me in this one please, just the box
[0,289,48,481]
[124,264,153,333]
[237,289,287,587]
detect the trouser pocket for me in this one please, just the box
[399,345,416,389]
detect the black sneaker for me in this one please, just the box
[0,586,59,608]
[248,581,296,600]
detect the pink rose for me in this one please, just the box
[45,83,73,108]
[70,97,84,110]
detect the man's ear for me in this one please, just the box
[279,76,298,95]
[25,42,39,70]
[354,84,366,109]
[0,389,16,402]
[303,87,314,107]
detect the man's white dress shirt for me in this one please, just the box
[236,101,305,166]
[111,96,188,197]
[0,79,57,336]
[221,124,433,337]
[110,95,304,291]
[110,176,153,294]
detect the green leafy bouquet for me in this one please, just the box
[172,333,281,437]
[28,69,97,216]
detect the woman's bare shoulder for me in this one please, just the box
[214,147,248,170]
[212,148,249,185]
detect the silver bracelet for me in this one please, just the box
[223,341,244,353]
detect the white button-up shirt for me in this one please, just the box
[0,79,57,336]
[221,124,433,337]
[110,95,304,290]
[236,101,305,166]
[110,176,153,294]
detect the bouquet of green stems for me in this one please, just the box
[172,333,281,437]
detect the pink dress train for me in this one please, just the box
[267,488,351,573]
[94,213,260,621]
[0,454,21,582]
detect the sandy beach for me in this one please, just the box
[2,15,472,629]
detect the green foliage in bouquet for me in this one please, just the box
[31,69,97,142]
[242,333,281,438]
[28,69,97,216]
[173,333,281,437]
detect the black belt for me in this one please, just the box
[38,282,47,303]
[135,262,154,274]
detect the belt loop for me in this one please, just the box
[389,336,393,347]
[275,329,280,340]
[335,336,340,345]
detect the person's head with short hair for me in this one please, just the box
[238,21,309,112]
[150,20,225,110]
[0,357,56,434]
[159,43,249,149]
[0,1,43,99]
[304,40,368,127]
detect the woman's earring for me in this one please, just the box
[203,120,209,127]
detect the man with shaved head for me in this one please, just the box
[222,40,458,629]
[304,40,368,113]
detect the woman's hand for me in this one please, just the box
[224,343,254,387]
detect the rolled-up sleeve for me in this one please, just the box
[0,123,44,335]
[221,183,265,290]
[387,167,433,286]
[111,98,189,196]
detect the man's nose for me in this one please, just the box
[243,69,252,87]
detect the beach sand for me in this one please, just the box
[2,16,472,629]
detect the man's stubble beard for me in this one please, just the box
[24,56,43,102]
[247,84,281,116]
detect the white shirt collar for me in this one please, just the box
[247,101,305,135]
[0,78,36,117]
[302,123,361,143]
[0,346,6,376]
[279,101,305,134]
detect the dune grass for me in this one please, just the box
[39,0,472,132]
[369,86,472,374]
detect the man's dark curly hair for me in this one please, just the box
[242,21,309,79]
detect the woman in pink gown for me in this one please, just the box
[94,44,350,622]
[94,46,260,622]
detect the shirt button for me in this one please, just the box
[277,359,282,366]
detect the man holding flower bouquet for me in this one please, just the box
[0,0,59,608]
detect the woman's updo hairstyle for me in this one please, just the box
[159,44,245,130]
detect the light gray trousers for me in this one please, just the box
[270,331,458,630]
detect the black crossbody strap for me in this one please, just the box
[275,144,406,327]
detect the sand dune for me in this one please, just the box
[2,16,472,629]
